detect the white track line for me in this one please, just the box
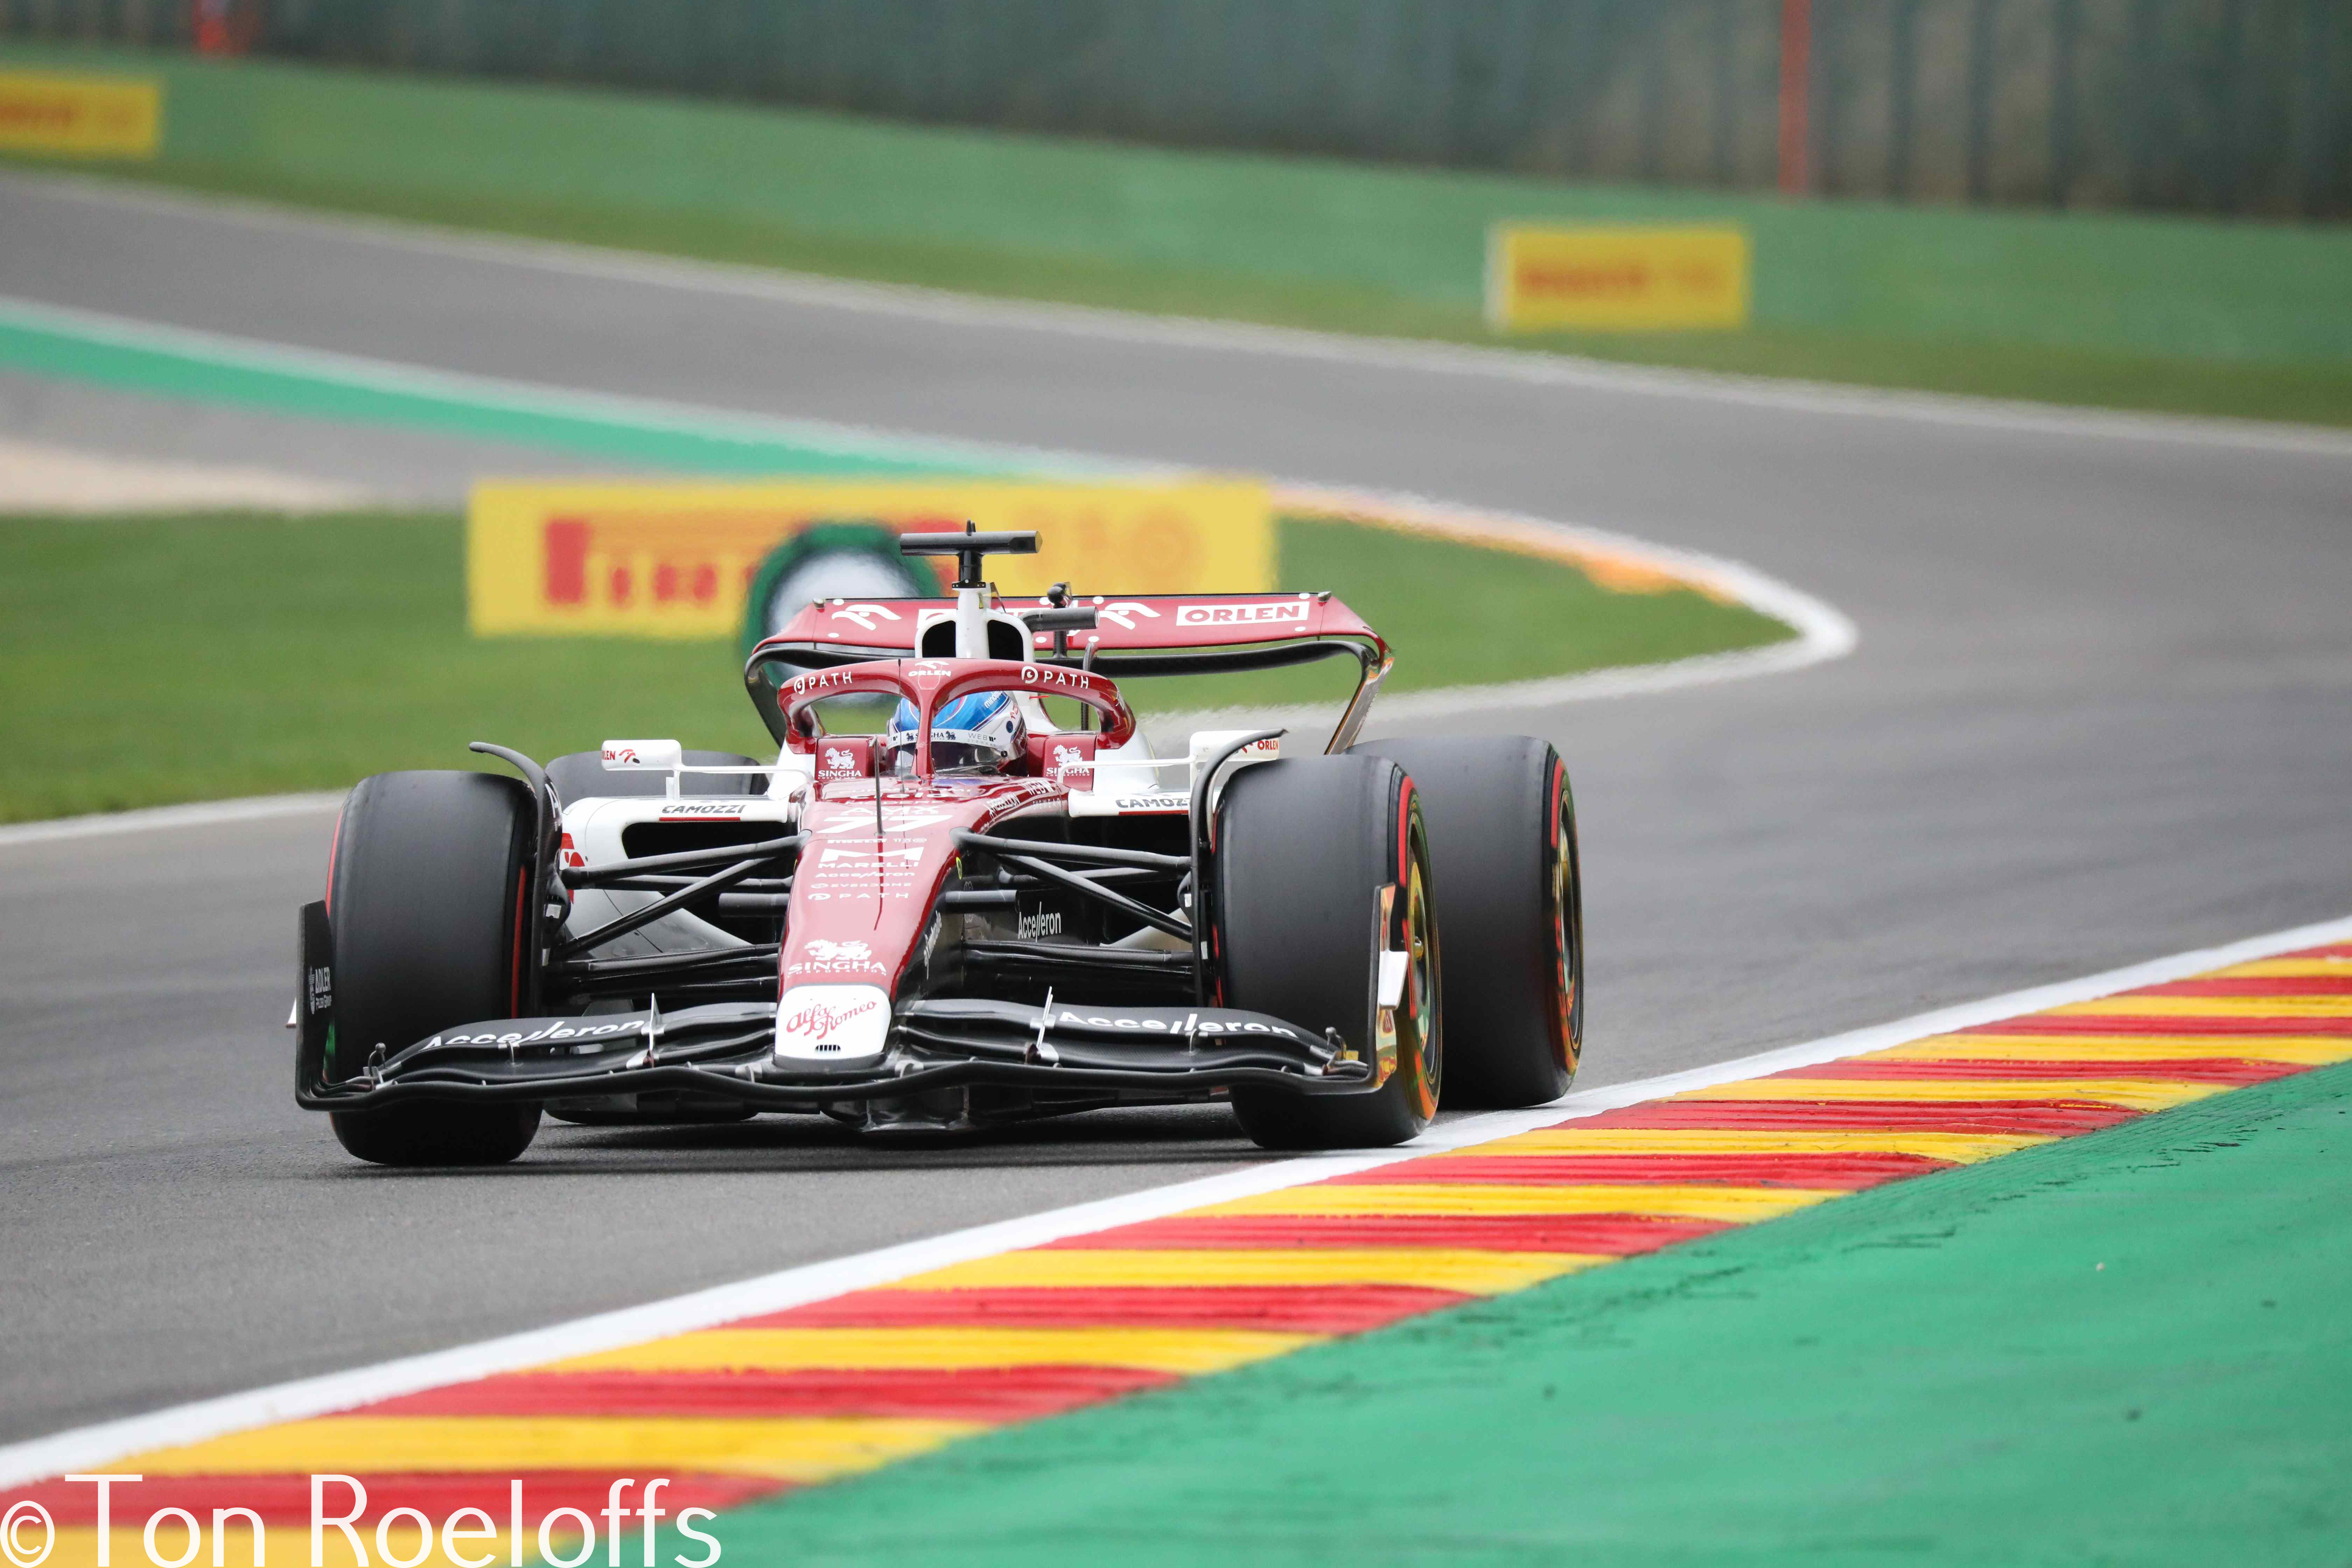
[14,169,2350,461]
[5,907,2346,1489]
[1151,637,1843,737]
[0,792,345,849]
[1161,479,1858,729]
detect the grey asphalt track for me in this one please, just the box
[5,172,2350,1443]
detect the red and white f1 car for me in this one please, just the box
[295,528,1582,1163]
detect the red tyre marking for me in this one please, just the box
[323,803,345,912]
[509,863,529,1017]
[1549,754,1571,1060]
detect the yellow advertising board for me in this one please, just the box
[1486,225,1750,332]
[469,477,1274,638]
[0,71,161,157]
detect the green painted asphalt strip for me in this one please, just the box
[705,1063,2352,1567]
[0,296,1058,477]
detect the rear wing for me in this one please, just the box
[746,592,1392,753]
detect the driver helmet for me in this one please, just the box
[883,691,1026,776]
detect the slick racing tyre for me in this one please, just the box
[1349,735,1581,1105]
[545,749,768,804]
[1218,755,1440,1148]
[325,770,543,1166]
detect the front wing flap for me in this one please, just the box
[297,997,1374,1114]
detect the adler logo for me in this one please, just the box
[820,844,925,864]
[815,807,952,836]
[1097,601,1159,631]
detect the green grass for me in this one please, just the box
[703,1060,2352,1566]
[0,511,1785,822]
[20,152,2352,430]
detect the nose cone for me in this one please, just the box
[774,983,892,1064]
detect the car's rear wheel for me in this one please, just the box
[1217,755,1440,1148]
[325,770,543,1166]
[1349,735,1581,1105]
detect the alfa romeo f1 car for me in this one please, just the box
[294,527,1582,1163]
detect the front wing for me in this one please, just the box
[296,981,1378,1120]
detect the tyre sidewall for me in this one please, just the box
[1349,735,1581,1106]
[324,770,542,1165]
[1217,755,1439,1147]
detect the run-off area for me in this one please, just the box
[720,1057,2352,1566]
[0,508,1788,823]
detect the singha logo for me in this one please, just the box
[805,939,873,962]
[821,746,858,777]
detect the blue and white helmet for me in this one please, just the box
[883,691,1026,776]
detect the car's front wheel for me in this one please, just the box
[323,769,543,1167]
[1215,755,1440,1148]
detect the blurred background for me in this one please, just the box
[4,0,2346,412]
[13,0,2347,217]
[0,0,2345,820]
